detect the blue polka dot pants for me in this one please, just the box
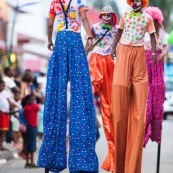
[37,31,99,173]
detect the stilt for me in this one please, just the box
[156,144,161,173]
[45,168,49,173]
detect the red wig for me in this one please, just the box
[127,0,148,9]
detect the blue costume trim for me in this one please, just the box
[37,31,98,173]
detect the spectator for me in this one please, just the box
[0,80,10,150]
[20,73,33,100]
[37,96,44,141]
[23,95,39,168]
[11,91,22,149]
[18,99,27,159]
[3,67,20,144]
[35,83,44,104]
[3,67,20,99]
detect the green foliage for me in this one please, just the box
[149,0,173,31]
[168,31,173,45]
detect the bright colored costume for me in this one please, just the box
[144,7,167,147]
[89,6,118,172]
[37,0,98,173]
[112,0,156,173]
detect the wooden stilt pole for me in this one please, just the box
[156,144,161,173]
[45,168,49,173]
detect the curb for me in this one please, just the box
[0,150,15,161]
[0,150,20,167]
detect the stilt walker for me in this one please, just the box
[37,0,98,173]
[86,6,118,172]
[143,6,168,173]
[111,0,157,173]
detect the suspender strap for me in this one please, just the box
[59,0,72,29]
[93,28,109,47]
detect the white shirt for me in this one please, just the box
[91,23,118,56]
[3,76,16,99]
[0,90,10,112]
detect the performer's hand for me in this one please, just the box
[152,54,157,65]
[158,53,165,62]
[48,41,54,51]
[111,49,116,60]
[85,40,90,56]
[87,39,94,52]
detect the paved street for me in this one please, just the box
[0,119,173,173]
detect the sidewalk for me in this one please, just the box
[0,142,19,165]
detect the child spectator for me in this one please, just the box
[18,101,27,159]
[11,91,22,150]
[37,96,44,141]
[23,95,39,168]
[0,80,10,150]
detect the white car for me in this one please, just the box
[164,91,173,119]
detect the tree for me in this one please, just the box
[149,0,173,31]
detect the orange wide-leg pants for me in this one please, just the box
[89,53,115,171]
[112,44,148,173]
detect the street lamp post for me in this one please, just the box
[6,1,40,66]
[0,17,8,57]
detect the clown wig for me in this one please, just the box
[145,6,164,24]
[127,0,148,9]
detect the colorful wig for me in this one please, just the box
[99,6,118,27]
[127,0,148,9]
[145,6,164,24]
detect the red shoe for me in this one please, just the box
[18,152,26,159]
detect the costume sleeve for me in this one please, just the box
[161,29,167,46]
[147,17,155,34]
[78,0,89,11]
[119,17,124,30]
[48,0,56,19]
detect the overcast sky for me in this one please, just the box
[115,0,129,14]
[6,0,130,15]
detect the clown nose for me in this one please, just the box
[132,2,137,7]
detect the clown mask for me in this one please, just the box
[131,0,142,12]
[101,13,112,24]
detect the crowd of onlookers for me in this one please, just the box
[0,67,46,168]
[0,67,102,168]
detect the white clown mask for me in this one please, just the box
[101,13,112,24]
[131,0,142,12]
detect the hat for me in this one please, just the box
[127,0,148,9]
[145,6,164,24]
[99,6,118,26]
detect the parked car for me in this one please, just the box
[164,91,173,119]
